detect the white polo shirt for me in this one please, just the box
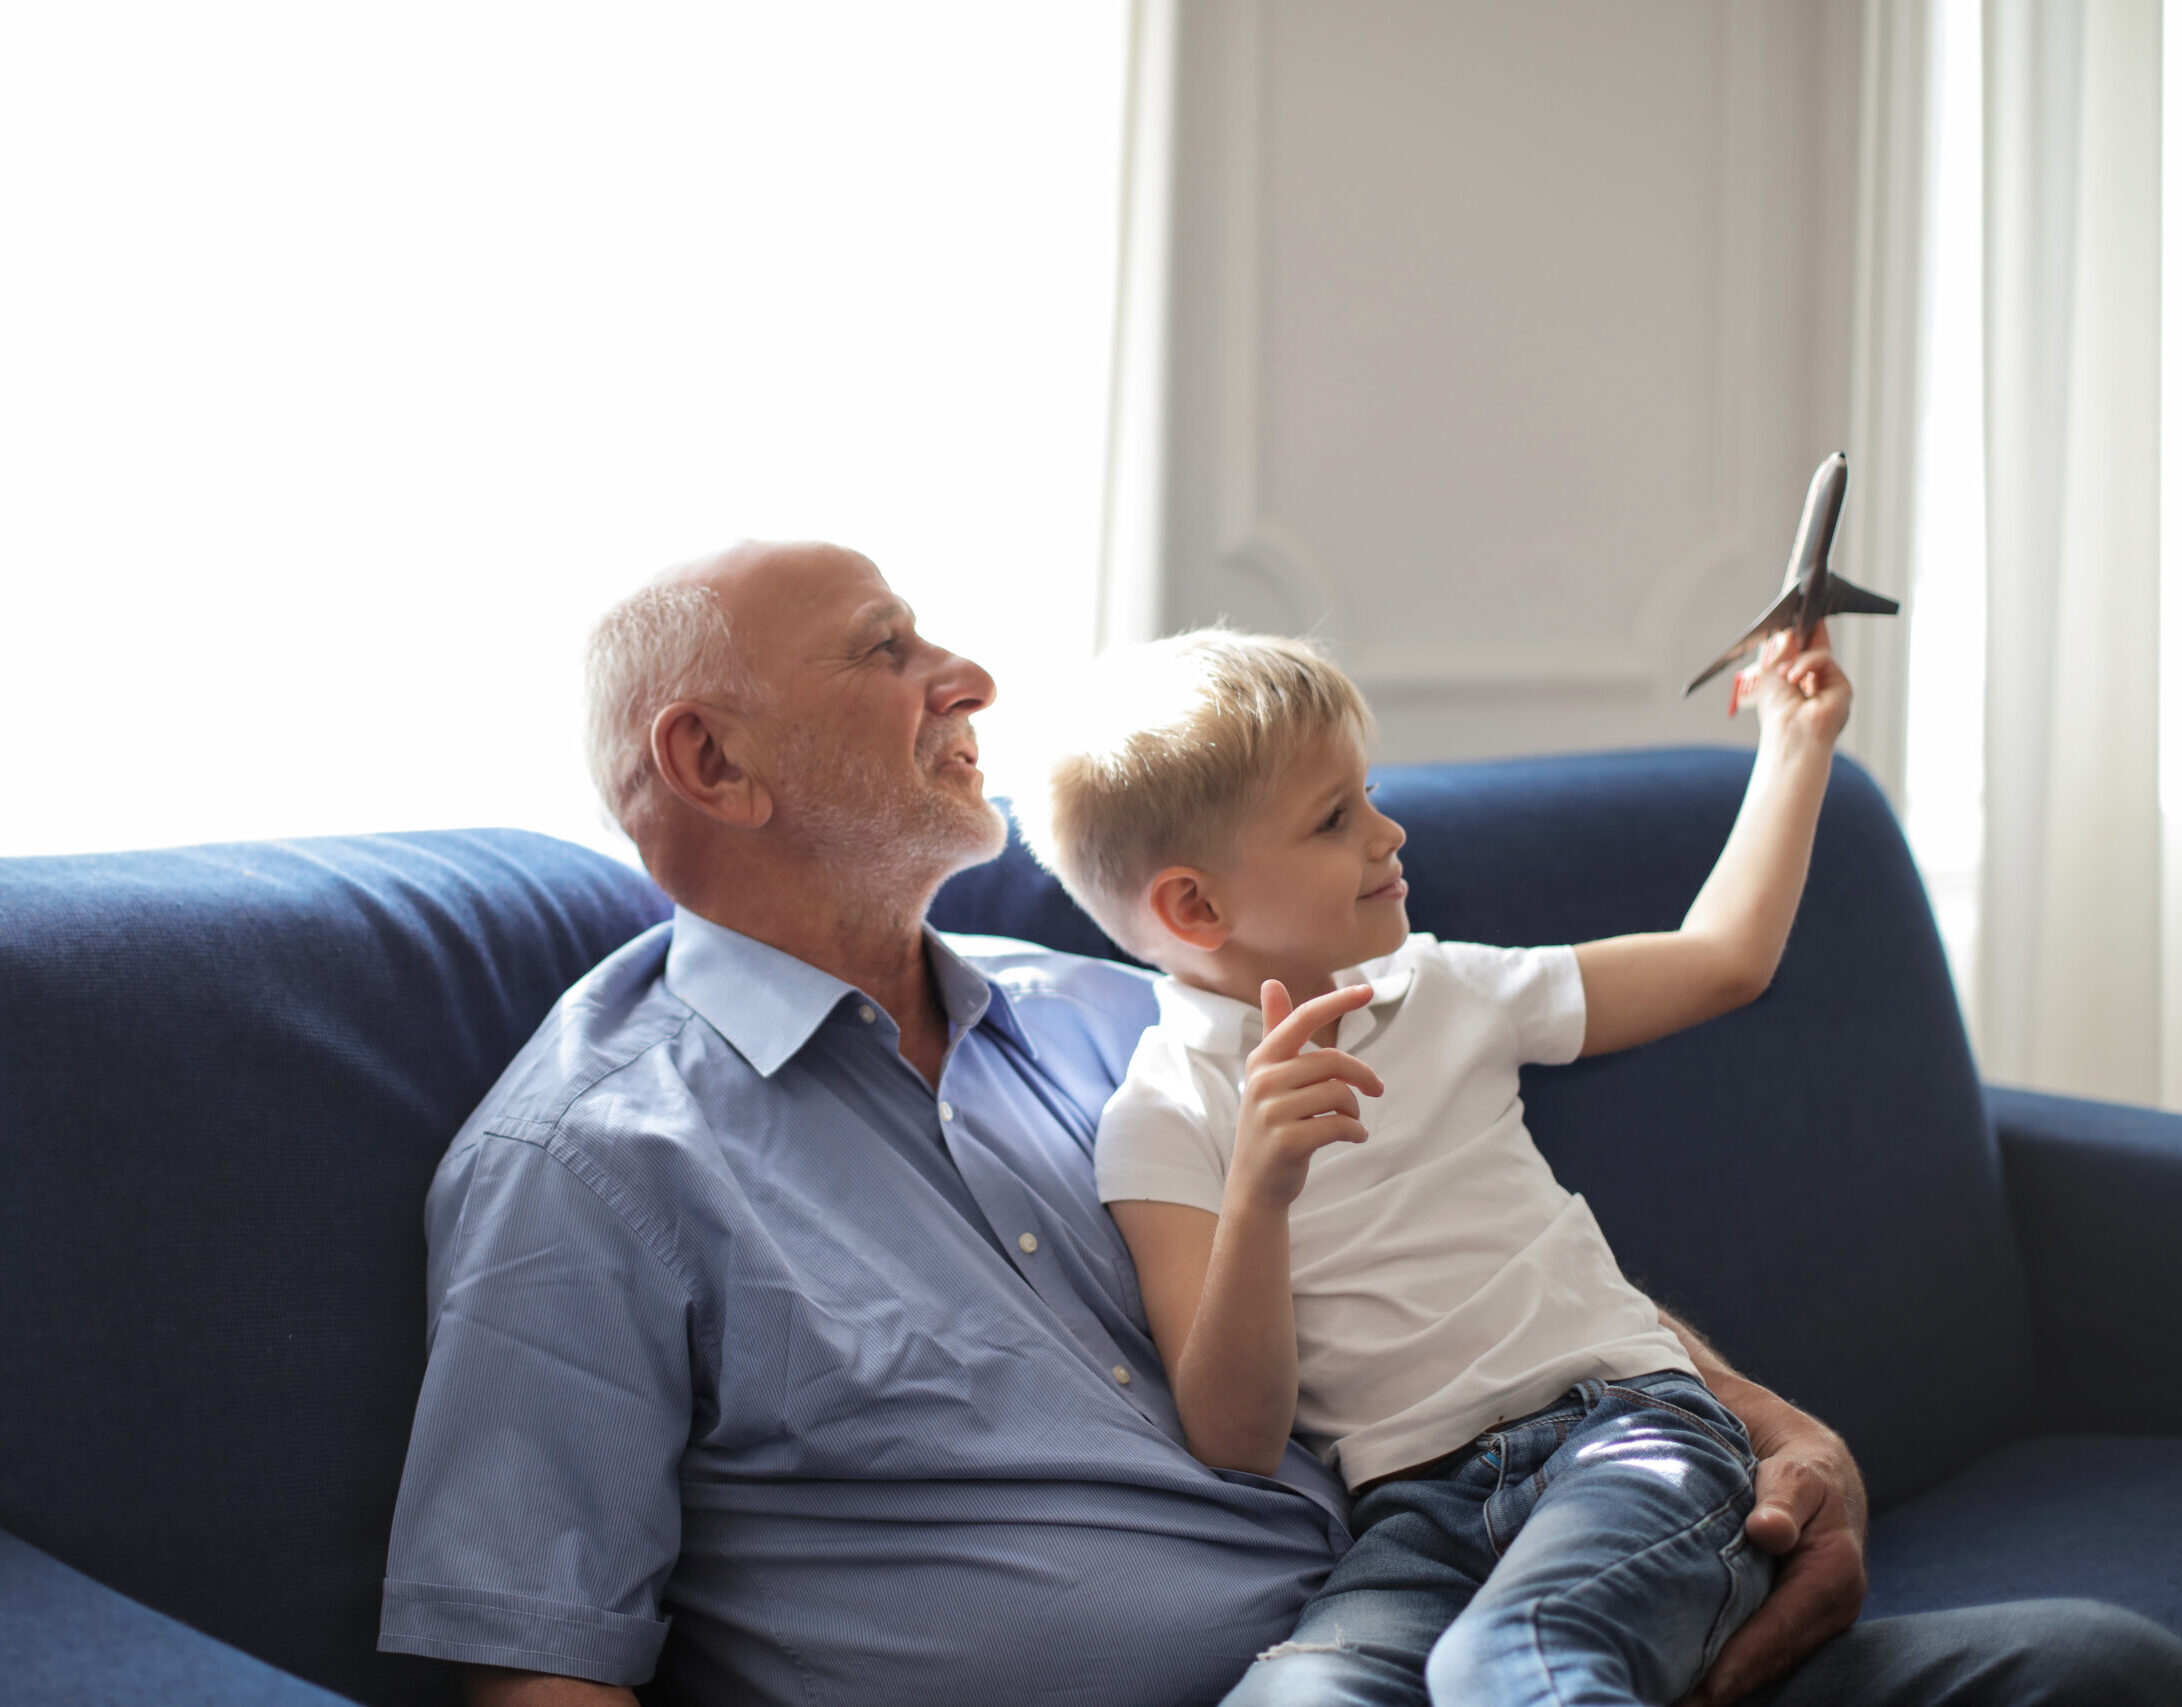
[1096,932,1697,1490]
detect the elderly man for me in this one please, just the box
[380,541,2182,1707]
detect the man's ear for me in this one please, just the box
[1145,866,1230,953]
[650,700,772,830]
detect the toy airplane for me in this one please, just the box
[1684,451,1899,703]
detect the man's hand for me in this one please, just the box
[1231,981,1384,1208]
[1669,1358,1869,1707]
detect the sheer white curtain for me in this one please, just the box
[0,4,1128,862]
[1973,0,2163,1104]
[1896,0,2171,1105]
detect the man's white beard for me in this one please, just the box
[771,720,1007,900]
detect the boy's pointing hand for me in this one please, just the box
[1233,981,1385,1210]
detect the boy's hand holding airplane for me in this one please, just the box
[1734,620,1853,745]
[1231,982,1384,1209]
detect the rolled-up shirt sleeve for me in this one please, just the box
[380,1129,694,1685]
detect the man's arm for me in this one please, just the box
[1574,628,1850,1058]
[466,1667,639,1707]
[1657,1306,1869,1707]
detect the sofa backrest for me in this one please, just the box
[935,746,2037,1510]
[0,831,670,1707]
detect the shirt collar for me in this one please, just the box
[665,906,1028,1077]
[1152,952,1419,1061]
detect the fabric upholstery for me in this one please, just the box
[1865,1436,2182,1632]
[1992,1085,2182,1434]
[0,1529,353,1706]
[0,831,669,1707]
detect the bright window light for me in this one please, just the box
[1901,0,1989,1023]
[0,3,1129,860]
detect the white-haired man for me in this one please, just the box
[379,541,2182,1707]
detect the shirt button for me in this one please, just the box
[938,1101,955,1122]
[857,1004,876,1024]
[1017,1233,1039,1254]
[1112,1365,1132,1386]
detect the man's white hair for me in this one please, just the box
[583,578,755,839]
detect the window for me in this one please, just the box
[0,3,1129,859]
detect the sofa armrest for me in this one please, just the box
[0,1529,361,1707]
[1992,1084,2182,1434]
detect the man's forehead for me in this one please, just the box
[684,542,890,624]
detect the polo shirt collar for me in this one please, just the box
[1152,952,1418,1060]
[666,905,1028,1077]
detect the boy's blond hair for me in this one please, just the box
[1022,628,1375,956]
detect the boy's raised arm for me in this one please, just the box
[1573,626,1852,1058]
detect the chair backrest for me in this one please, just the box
[0,831,670,1707]
[935,746,2036,1510]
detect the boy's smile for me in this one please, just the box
[1200,731,1410,1006]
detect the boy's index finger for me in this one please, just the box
[1259,982,1375,1059]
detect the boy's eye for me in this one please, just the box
[1320,806,1348,832]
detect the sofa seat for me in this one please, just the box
[1864,1434,2182,1629]
[0,1531,352,1706]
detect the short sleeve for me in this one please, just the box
[1094,1038,1230,1217]
[379,1132,693,1685]
[1436,940,1587,1066]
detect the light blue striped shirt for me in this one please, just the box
[380,908,1348,1705]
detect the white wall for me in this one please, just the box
[1113,0,1883,770]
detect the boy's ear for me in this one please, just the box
[650,700,773,830]
[1146,866,1231,952]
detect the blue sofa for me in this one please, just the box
[5,749,2179,1704]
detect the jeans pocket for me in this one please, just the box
[1699,1523,1776,1676]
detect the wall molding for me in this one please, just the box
[1201,0,1806,695]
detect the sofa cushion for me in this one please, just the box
[1864,1435,2182,1634]
[0,831,669,1707]
[937,747,2036,1510]
[0,1529,359,1706]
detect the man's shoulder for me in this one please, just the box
[451,919,706,1145]
[943,934,1158,1111]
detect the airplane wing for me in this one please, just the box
[1822,574,1900,618]
[1682,584,1801,696]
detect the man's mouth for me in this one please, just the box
[924,726,980,774]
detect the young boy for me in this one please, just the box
[1023,625,1851,1706]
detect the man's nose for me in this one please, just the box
[927,646,997,717]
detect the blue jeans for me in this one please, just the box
[1223,1372,1771,1706]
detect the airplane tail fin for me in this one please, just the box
[1824,575,1900,618]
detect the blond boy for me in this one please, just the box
[1027,627,1850,1707]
